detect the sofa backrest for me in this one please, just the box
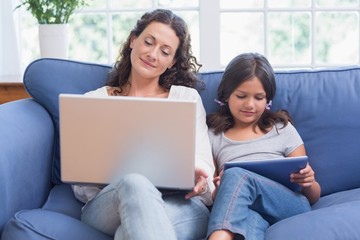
[198,67,360,197]
[274,67,360,196]
[24,58,360,197]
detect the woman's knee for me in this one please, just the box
[113,173,160,197]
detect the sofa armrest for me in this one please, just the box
[0,99,54,232]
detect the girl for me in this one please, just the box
[72,9,215,240]
[206,53,321,240]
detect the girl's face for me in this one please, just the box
[129,21,179,82]
[227,76,267,128]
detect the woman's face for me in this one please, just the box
[129,21,179,81]
[227,77,267,128]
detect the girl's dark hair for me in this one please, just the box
[207,52,293,134]
[107,9,202,90]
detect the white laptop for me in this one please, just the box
[59,93,197,190]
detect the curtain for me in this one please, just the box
[0,0,21,82]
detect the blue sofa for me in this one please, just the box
[1,58,360,239]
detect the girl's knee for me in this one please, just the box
[223,167,249,179]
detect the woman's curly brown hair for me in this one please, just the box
[107,9,202,91]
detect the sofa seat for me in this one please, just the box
[3,209,111,240]
[266,199,360,239]
[5,184,360,239]
[2,184,112,240]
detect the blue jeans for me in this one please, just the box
[207,168,311,240]
[81,173,209,240]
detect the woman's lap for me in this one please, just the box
[81,173,209,240]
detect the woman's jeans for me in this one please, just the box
[207,168,311,240]
[81,173,209,240]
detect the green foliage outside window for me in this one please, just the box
[15,0,87,24]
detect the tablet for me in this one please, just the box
[223,156,308,191]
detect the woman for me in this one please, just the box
[72,9,215,240]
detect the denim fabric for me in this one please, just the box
[81,173,209,240]
[207,168,311,240]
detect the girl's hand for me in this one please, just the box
[213,176,221,187]
[185,168,208,199]
[288,146,321,204]
[211,170,223,200]
[290,163,316,188]
[213,170,224,187]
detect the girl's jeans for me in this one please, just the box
[207,167,311,240]
[81,173,209,240]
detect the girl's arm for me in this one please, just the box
[288,145,321,204]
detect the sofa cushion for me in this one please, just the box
[270,67,360,196]
[1,209,112,240]
[265,200,360,240]
[42,184,84,219]
[198,66,360,196]
[198,71,224,114]
[312,188,360,210]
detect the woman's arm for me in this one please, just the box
[180,87,216,205]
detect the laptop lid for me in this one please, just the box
[59,93,196,190]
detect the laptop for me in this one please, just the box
[59,93,197,190]
[224,156,308,191]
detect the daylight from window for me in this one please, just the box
[13,0,360,74]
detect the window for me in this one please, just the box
[218,0,360,69]
[14,0,360,75]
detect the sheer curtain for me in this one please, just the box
[0,0,21,82]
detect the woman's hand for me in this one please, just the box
[185,167,208,199]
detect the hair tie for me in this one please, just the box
[214,99,225,107]
[266,100,272,110]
